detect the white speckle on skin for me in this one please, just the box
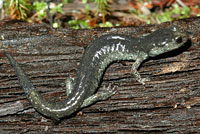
[111,44,115,52]
[93,53,99,60]
[109,36,126,40]
[116,42,126,52]
[106,45,111,53]
[78,75,85,88]
[101,46,107,54]
[121,44,126,52]
[97,51,102,56]
[161,41,167,45]
[92,42,126,62]
[115,42,120,51]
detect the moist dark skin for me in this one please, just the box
[5,26,188,120]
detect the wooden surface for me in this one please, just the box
[0,17,200,133]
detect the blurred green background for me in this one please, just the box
[2,0,200,28]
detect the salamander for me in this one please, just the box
[5,25,188,120]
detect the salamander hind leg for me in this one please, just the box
[65,77,75,97]
[80,84,116,108]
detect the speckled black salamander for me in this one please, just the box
[5,25,188,120]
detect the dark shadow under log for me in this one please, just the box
[0,17,200,133]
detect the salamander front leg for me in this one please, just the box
[80,84,116,109]
[131,58,149,85]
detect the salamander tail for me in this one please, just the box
[5,51,35,96]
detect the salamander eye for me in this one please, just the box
[176,36,182,44]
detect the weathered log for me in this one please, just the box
[0,17,200,133]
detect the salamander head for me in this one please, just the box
[148,26,188,57]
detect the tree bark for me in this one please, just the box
[0,17,200,133]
